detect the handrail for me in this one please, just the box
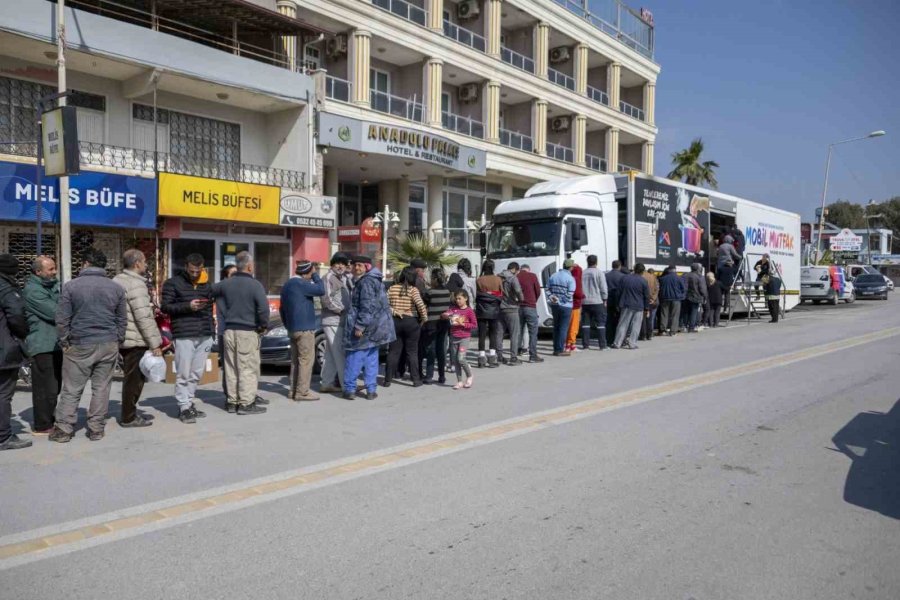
[619,100,645,121]
[442,111,484,139]
[499,128,534,153]
[500,46,535,74]
[443,20,486,53]
[325,76,351,102]
[370,90,424,122]
[373,0,428,27]
[547,67,576,91]
[546,141,574,163]
[587,84,610,106]
[618,162,639,172]
[585,153,607,172]
[550,0,654,59]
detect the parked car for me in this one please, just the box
[800,266,843,305]
[840,280,856,303]
[883,275,894,292]
[852,273,889,300]
[213,315,326,372]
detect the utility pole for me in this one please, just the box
[57,0,72,282]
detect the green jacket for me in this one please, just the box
[22,273,60,356]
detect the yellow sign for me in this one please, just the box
[158,173,280,224]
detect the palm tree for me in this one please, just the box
[667,138,720,189]
[387,233,462,274]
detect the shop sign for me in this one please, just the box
[319,112,486,176]
[279,191,336,228]
[0,160,157,229]
[633,178,709,268]
[337,226,361,241]
[158,173,279,225]
[872,254,900,265]
[829,228,863,252]
[360,217,381,243]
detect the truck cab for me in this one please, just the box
[484,175,618,327]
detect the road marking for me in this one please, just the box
[1,326,898,569]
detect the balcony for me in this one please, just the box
[442,112,485,139]
[370,90,424,122]
[619,100,645,121]
[547,67,576,92]
[586,153,607,172]
[443,20,486,53]
[587,85,610,107]
[325,76,351,102]
[500,129,534,153]
[618,162,639,172]
[546,141,574,163]
[500,46,535,74]
[372,0,427,27]
[551,0,654,59]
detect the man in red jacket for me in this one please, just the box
[516,264,543,363]
[565,263,585,353]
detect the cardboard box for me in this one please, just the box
[164,352,220,386]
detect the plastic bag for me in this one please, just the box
[139,351,167,383]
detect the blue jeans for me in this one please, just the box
[344,347,379,394]
[686,301,701,331]
[518,306,539,358]
[550,305,572,354]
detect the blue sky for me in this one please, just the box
[648,0,899,219]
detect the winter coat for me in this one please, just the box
[344,267,396,351]
[56,267,127,347]
[498,270,524,311]
[516,270,542,308]
[658,272,682,302]
[716,264,737,289]
[22,273,60,356]
[570,265,585,309]
[546,269,576,308]
[582,267,608,305]
[212,272,270,332]
[114,269,163,350]
[605,268,626,309]
[280,274,325,332]
[321,268,351,327]
[447,271,477,307]
[476,274,503,320]
[161,270,214,339]
[684,271,708,304]
[708,281,724,306]
[642,272,659,307]
[618,273,650,312]
[0,273,27,370]
[716,241,741,269]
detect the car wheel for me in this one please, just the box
[846,292,855,304]
[813,299,821,305]
[314,332,327,374]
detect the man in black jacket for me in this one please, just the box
[162,253,214,424]
[0,254,31,451]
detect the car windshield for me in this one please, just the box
[487,220,560,258]
[855,274,884,284]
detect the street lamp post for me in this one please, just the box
[372,204,400,276]
[815,130,886,264]
[864,200,884,265]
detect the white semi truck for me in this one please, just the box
[483,172,801,328]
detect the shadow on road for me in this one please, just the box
[832,399,900,519]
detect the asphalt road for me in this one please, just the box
[2,297,898,599]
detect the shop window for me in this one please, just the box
[361,185,379,220]
[171,239,215,282]
[409,207,424,232]
[255,242,291,295]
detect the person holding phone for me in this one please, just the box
[161,253,215,424]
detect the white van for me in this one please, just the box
[801,266,855,304]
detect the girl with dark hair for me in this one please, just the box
[384,267,427,387]
[447,258,477,305]
[422,268,451,384]
[442,290,478,389]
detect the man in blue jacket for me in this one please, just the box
[545,259,576,357]
[343,256,395,401]
[280,260,325,401]
[657,266,682,336]
[612,263,650,350]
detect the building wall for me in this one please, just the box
[501,102,531,135]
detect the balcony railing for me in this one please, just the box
[442,112,484,139]
[1,141,305,189]
[618,162,639,172]
[586,153,607,172]
[499,129,534,153]
[551,0,654,59]
[546,141,574,163]
[548,67,576,92]
[500,46,535,74]
[325,76,351,102]
[443,20,486,53]
[587,84,610,106]
[619,100,645,121]
[370,90,424,122]
[372,0,428,26]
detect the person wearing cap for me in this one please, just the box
[280,259,325,401]
[319,252,352,393]
[0,254,31,450]
[343,255,395,400]
[545,259,576,356]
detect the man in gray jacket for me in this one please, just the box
[113,249,163,428]
[319,252,351,393]
[498,262,524,366]
[211,251,269,414]
[581,254,608,350]
[50,248,127,443]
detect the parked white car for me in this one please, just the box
[800,266,852,305]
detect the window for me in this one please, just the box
[370,68,390,94]
[171,239,216,282]
[487,220,561,258]
[339,182,360,226]
[255,242,291,295]
[441,92,451,113]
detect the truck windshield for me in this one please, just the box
[487,220,560,258]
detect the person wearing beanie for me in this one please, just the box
[0,254,31,450]
[546,259,576,356]
[319,252,352,393]
[51,247,127,443]
[280,259,325,401]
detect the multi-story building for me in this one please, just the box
[0,0,658,283]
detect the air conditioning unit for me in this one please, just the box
[551,115,571,132]
[457,0,480,20]
[549,46,570,63]
[458,83,479,103]
[326,34,348,58]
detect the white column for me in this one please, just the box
[350,29,371,106]
[572,114,587,167]
[608,62,621,109]
[643,82,656,125]
[427,175,444,240]
[423,58,444,128]
[484,0,503,58]
[533,22,549,78]
[532,99,548,155]
[276,0,298,70]
[642,141,654,175]
[574,43,589,96]
[397,178,411,233]
[482,80,501,144]
[606,127,619,172]
[426,0,444,31]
